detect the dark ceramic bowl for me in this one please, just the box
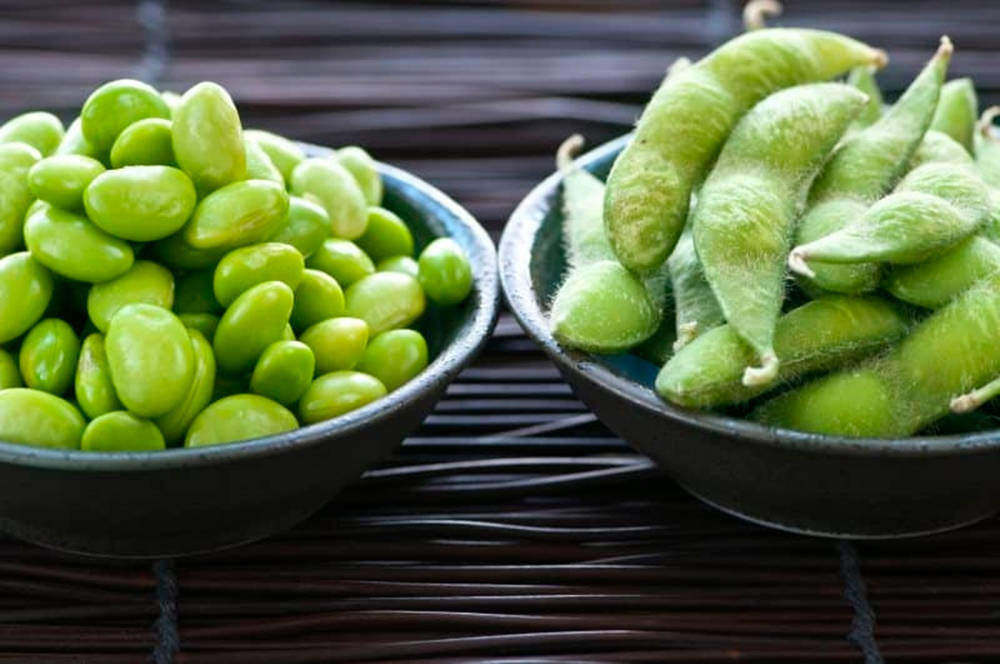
[0,147,499,557]
[500,134,1000,539]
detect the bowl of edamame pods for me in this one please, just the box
[0,79,499,556]
[502,20,1000,538]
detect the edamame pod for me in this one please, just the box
[299,371,386,424]
[85,166,197,242]
[109,118,175,167]
[604,28,885,273]
[847,65,884,129]
[182,179,289,250]
[549,136,668,353]
[0,350,22,390]
[105,304,195,418]
[267,196,330,259]
[0,142,40,254]
[883,235,1000,308]
[0,112,64,156]
[667,230,723,351]
[172,81,246,192]
[87,261,175,333]
[28,155,105,211]
[81,80,170,152]
[693,83,867,386]
[213,242,304,307]
[290,158,368,240]
[75,333,122,419]
[974,108,1000,244]
[213,281,294,375]
[0,252,53,343]
[793,39,951,293]
[156,329,216,445]
[24,203,134,282]
[244,129,304,183]
[185,394,297,447]
[81,411,165,452]
[0,389,84,449]
[657,295,908,409]
[930,78,978,153]
[336,146,383,206]
[19,319,80,396]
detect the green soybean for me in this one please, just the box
[336,146,383,206]
[356,207,413,262]
[213,242,304,307]
[884,235,1000,308]
[244,137,283,185]
[377,255,419,278]
[0,389,84,449]
[53,117,102,160]
[307,239,374,287]
[930,77,978,153]
[85,165,197,242]
[656,295,908,409]
[161,90,182,115]
[81,79,170,152]
[793,39,951,293]
[250,340,315,406]
[604,28,885,273]
[185,394,297,447]
[24,203,134,282]
[693,83,866,386]
[81,411,165,452]
[549,135,666,353]
[0,252,53,343]
[244,129,304,183]
[87,260,175,333]
[356,329,428,391]
[0,142,41,254]
[178,313,220,339]
[0,350,21,390]
[28,155,105,211]
[418,237,472,306]
[0,112,64,156]
[267,196,329,259]
[291,158,368,239]
[666,229,723,350]
[172,81,246,192]
[105,304,194,418]
[19,318,80,396]
[182,179,289,250]
[109,118,175,167]
[149,230,227,271]
[345,272,426,336]
[214,281,294,375]
[156,329,216,445]
[298,371,387,424]
[173,271,221,314]
[300,317,369,373]
[291,269,345,331]
[75,333,122,419]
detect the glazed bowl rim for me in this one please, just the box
[499,132,1000,459]
[0,146,500,471]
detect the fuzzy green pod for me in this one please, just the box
[603,28,885,273]
[548,136,667,353]
[930,78,978,153]
[884,235,1000,308]
[172,82,246,193]
[693,83,867,386]
[974,108,1000,244]
[290,158,368,240]
[792,39,951,294]
[667,229,723,351]
[847,65,884,129]
[790,140,990,270]
[0,141,41,254]
[656,295,908,409]
[0,112,64,156]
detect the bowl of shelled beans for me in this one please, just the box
[501,10,1000,538]
[0,79,499,556]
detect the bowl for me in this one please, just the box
[0,145,500,557]
[500,134,1000,539]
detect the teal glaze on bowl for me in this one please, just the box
[500,134,1000,539]
[0,144,500,557]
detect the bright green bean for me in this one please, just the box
[185,394,297,447]
[0,350,21,390]
[291,269,345,331]
[84,165,196,242]
[81,411,165,452]
[0,112,64,156]
[0,389,85,449]
[178,313,220,339]
[300,317,369,373]
[418,237,472,306]
[171,81,246,192]
[53,117,102,160]
[182,179,289,250]
[298,371,386,424]
[0,141,41,254]
[213,242,304,308]
[87,260,175,333]
[377,255,419,278]
[267,195,330,259]
[250,340,315,406]
[213,281,294,375]
[356,207,413,262]
[28,155,105,211]
[109,118,175,167]
[336,146,383,206]
[81,79,170,152]
[0,252,53,343]
[75,333,122,419]
[244,129,304,183]
[24,203,134,282]
[306,239,374,287]
[156,329,216,445]
[244,137,283,185]
[19,318,80,396]
[173,271,221,314]
[355,329,428,391]
[344,272,425,336]
[291,158,368,239]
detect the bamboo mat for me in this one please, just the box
[0,1,999,662]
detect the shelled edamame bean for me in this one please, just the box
[0,78,475,452]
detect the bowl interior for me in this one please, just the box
[500,134,1000,456]
[0,147,500,470]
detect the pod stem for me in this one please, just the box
[742,0,782,31]
[742,350,780,387]
[950,375,1000,413]
[979,106,1000,141]
[672,320,699,352]
[787,247,816,278]
[556,134,585,174]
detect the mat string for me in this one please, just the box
[838,540,884,664]
[151,559,179,664]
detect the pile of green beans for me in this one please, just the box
[550,5,1000,438]
[0,79,473,452]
